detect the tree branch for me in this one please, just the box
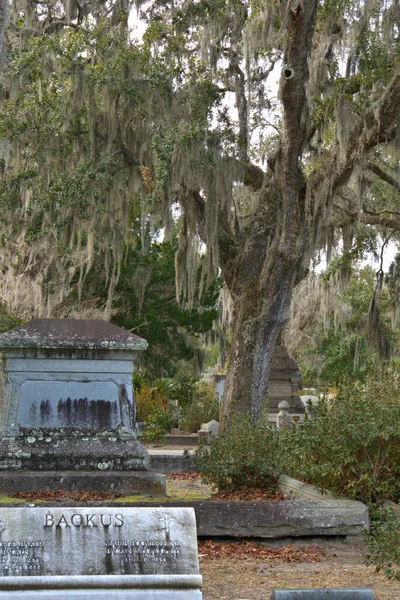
[367,162,400,193]
[309,68,400,229]
[360,212,400,232]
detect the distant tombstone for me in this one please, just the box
[276,400,291,429]
[269,589,374,600]
[200,420,219,436]
[268,346,304,419]
[0,319,165,496]
[0,505,202,599]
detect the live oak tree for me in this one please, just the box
[0,0,399,422]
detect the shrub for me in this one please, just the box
[152,378,176,399]
[365,506,400,581]
[169,374,197,408]
[283,366,400,504]
[179,382,219,433]
[143,408,175,442]
[134,384,168,422]
[191,413,282,491]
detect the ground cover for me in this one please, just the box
[199,538,400,600]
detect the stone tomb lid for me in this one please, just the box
[0,319,147,351]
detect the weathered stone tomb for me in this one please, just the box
[0,318,165,495]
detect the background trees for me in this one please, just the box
[0,0,399,420]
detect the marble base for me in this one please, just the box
[0,470,166,496]
[0,575,202,599]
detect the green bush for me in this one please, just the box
[179,382,219,433]
[365,506,400,581]
[144,407,175,442]
[135,384,168,422]
[283,366,400,504]
[191,413,282,490]
[169,374,197,408]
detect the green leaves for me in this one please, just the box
[284,366,400,504]
[365,507,400,581]
[192,413,282,490]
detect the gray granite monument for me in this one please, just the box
[0,505,201,598]
[0,319,165,496]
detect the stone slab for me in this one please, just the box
[0,576,202,599]
[6,358,134,373]
[132,500,369,537]
[0,591,201,599]
[0,506,200,577]
[278,475,336,501]
[0,506,201,597]
[18,381,121,429]
[270,589,374,599]
[149,454,196,474]
[0,470,166,496]
[164,435,198,446]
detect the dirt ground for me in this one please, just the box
[199,537,400,600]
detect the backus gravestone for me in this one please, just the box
[0,505,201,599]
[0,319,165,496]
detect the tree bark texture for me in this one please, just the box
[220,0,318,424]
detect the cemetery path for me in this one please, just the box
[199,537,400,600]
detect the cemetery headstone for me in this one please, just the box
[199,420,219,437]
[0,505,201,599]
[0,319,165,496]
[269,589,374,600]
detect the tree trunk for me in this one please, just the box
[220,193,306,425]
[219,0,318,425]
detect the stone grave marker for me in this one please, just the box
[0,505,201,599]
[0,319,165,496]
[270,589,374,599]
[199,420,219,437]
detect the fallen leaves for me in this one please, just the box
[198,540,324,563]
[12,489,121,502]
[167,473,285,501]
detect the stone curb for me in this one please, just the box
[125,499,369,538]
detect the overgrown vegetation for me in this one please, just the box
[283,367,400,504]
[288,265,396,389]
[191,413,282,491]
[365,507,400,582]
[134,374,218,441]
[179,382,219,433]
